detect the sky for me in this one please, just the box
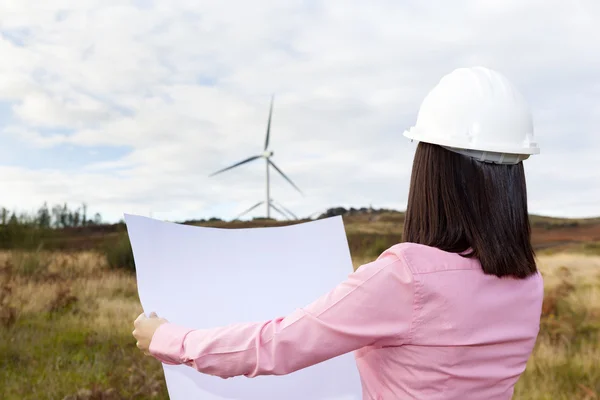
[0,0,599,223]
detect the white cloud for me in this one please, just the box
[0,0,599,222]
[12,90,113,128]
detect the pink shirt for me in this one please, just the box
[149,242,544,399]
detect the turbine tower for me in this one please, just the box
[209,96,303,220]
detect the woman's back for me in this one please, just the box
[137,67,545,399]
[356,243,543,399]
[148,241,543,399]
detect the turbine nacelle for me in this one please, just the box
[263,150,274,159]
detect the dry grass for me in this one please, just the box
[0,250,161,399]
[537,253,600,284]
[343,212,403,235]
[1,249,599,399]
[1,250,142,332]
[514,253,600,399]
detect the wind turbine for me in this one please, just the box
[209,96,303,220]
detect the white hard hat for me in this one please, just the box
[403,66,540,164]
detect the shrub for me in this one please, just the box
[583,242,600,255]
[0,225,48,250]
[47,286,78,316]
[0,282,17,328]
[365,236,399,259]
[8,247,51,280]
[104,234,136,272]
[346,233,402,259]
[540,266,600,347]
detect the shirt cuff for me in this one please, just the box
[149,322,194,365]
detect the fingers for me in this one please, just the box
[135,340,151,356]
[134,311,159,326]
[134,312,145,326]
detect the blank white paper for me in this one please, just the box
[124,214,363,400]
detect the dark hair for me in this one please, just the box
[403,142,537,279]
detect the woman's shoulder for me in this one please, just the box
[375,242,481,276]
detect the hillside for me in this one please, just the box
[1,207,599,399]
[15,208,600,256]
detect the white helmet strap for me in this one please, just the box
[441,145,530,165]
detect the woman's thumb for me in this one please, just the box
[149,312,158,318]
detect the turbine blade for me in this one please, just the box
[271,199,298,220]
[268,160,303,195]
[264,95,274,150]
[233,201,264,220]
[269,201,289,220]
[209,155,262,177]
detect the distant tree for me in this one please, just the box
[60,203,68,227]
[93,212,102,225]
[319,207,348,219]
[18,212,30,225]
[73,208,81,227]
[8,212,18,225]
[37,203,51,228]
[51,205,62,228]
[82,203,88,227]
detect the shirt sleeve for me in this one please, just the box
[148,249,415,379]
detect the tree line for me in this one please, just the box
[0,202,103,229]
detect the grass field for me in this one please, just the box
[1,247,599,399]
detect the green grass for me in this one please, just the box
[103,234,136,273]
[0,314,167,400]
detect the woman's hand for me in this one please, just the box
[132,312,168,355]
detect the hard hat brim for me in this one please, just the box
[403,128,540,156]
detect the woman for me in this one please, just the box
[133,66,544,399]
